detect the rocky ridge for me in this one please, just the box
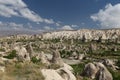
[42,29,120,42]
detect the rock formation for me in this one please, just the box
[36,51,50,65]
[14,46,30,62]
[41,63,76,80]
[42,29,120,43]
[82,62,113,80]
[52,49,64,66]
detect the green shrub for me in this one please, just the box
[3,50,17,59]
[117,59,120,67]
[31,57,41,63]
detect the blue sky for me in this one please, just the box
[0,0,120,31]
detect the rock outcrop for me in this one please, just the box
[26,43,34,58]
[36,51,50,65]
[14,46,30,62]
[42,29,120,43]
[102,59,117,70]
[52,50,64,66]
[95,62,113,80]
[82,62,113,80]
[41,63,76,80]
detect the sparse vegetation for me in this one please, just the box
[4,62,45,80]
[3,50,17,59]
[71,63,85,76]
[0,48,5,52]
[31,57,41,63]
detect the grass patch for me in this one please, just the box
[108,68,120,80]
[71,63,85,76]
[5,62,45,80]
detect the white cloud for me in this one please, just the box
[44,26,53,30]
[91,3,120,28]
[56,23,60,26]
[19,8,44,23]
[0,0,54,24]
[71,25,78,28]
[27,23,33,29]
[61,25,73,30]
[0,21,24,30]
[44,19,54,24]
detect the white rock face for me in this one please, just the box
[52,50,64,66]
[14,46,30,62]
[41,69,64,80]
[0,66,5,72]
[102,59,117,70]
[82,62,113,80]
[36,51,50,65]
[41,63,76,80]
[82,63,98,79]
[95,62,113,80]
[42,29,120,41]
[78,54,85,60]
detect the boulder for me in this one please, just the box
[71,52,78,59]
[78,54,85,60]
[41,63,76,80]
[57,63,76,80]
[26,43,34,58]
[41,69,64,80]
[36,51,50,65]
[52,50,64,66]
[102,59,116,70]
[82,63,98,79]
[14,46,30,62]
[82,62,113,80]
[95,62,113,80]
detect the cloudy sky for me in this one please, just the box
[0,0,120,31]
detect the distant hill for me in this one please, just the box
[0,30,40,37]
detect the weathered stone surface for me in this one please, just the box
[36,51,50,65]
[52,50,64,66]
[82,63,98,79]
[42,29,120,43]
[102,59,117,70]
[41,69,64,80]
[14,46,30,62]
[95,62,113,80]
[26,43,34,58]
[41,63,76,80]
[82,62,113,80]
[78,54,85,60]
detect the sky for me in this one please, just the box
[0,0,120,32]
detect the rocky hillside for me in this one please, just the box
[0,29,120,80]
[42,29,120,43]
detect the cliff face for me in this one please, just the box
[42,29,120,41]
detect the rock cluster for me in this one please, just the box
[41,63,76,80]
[42,29,120,43]
[82,62,113,80]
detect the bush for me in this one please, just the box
[3,50,17,59]
[117,59,120,67]
[31,57,41,63]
